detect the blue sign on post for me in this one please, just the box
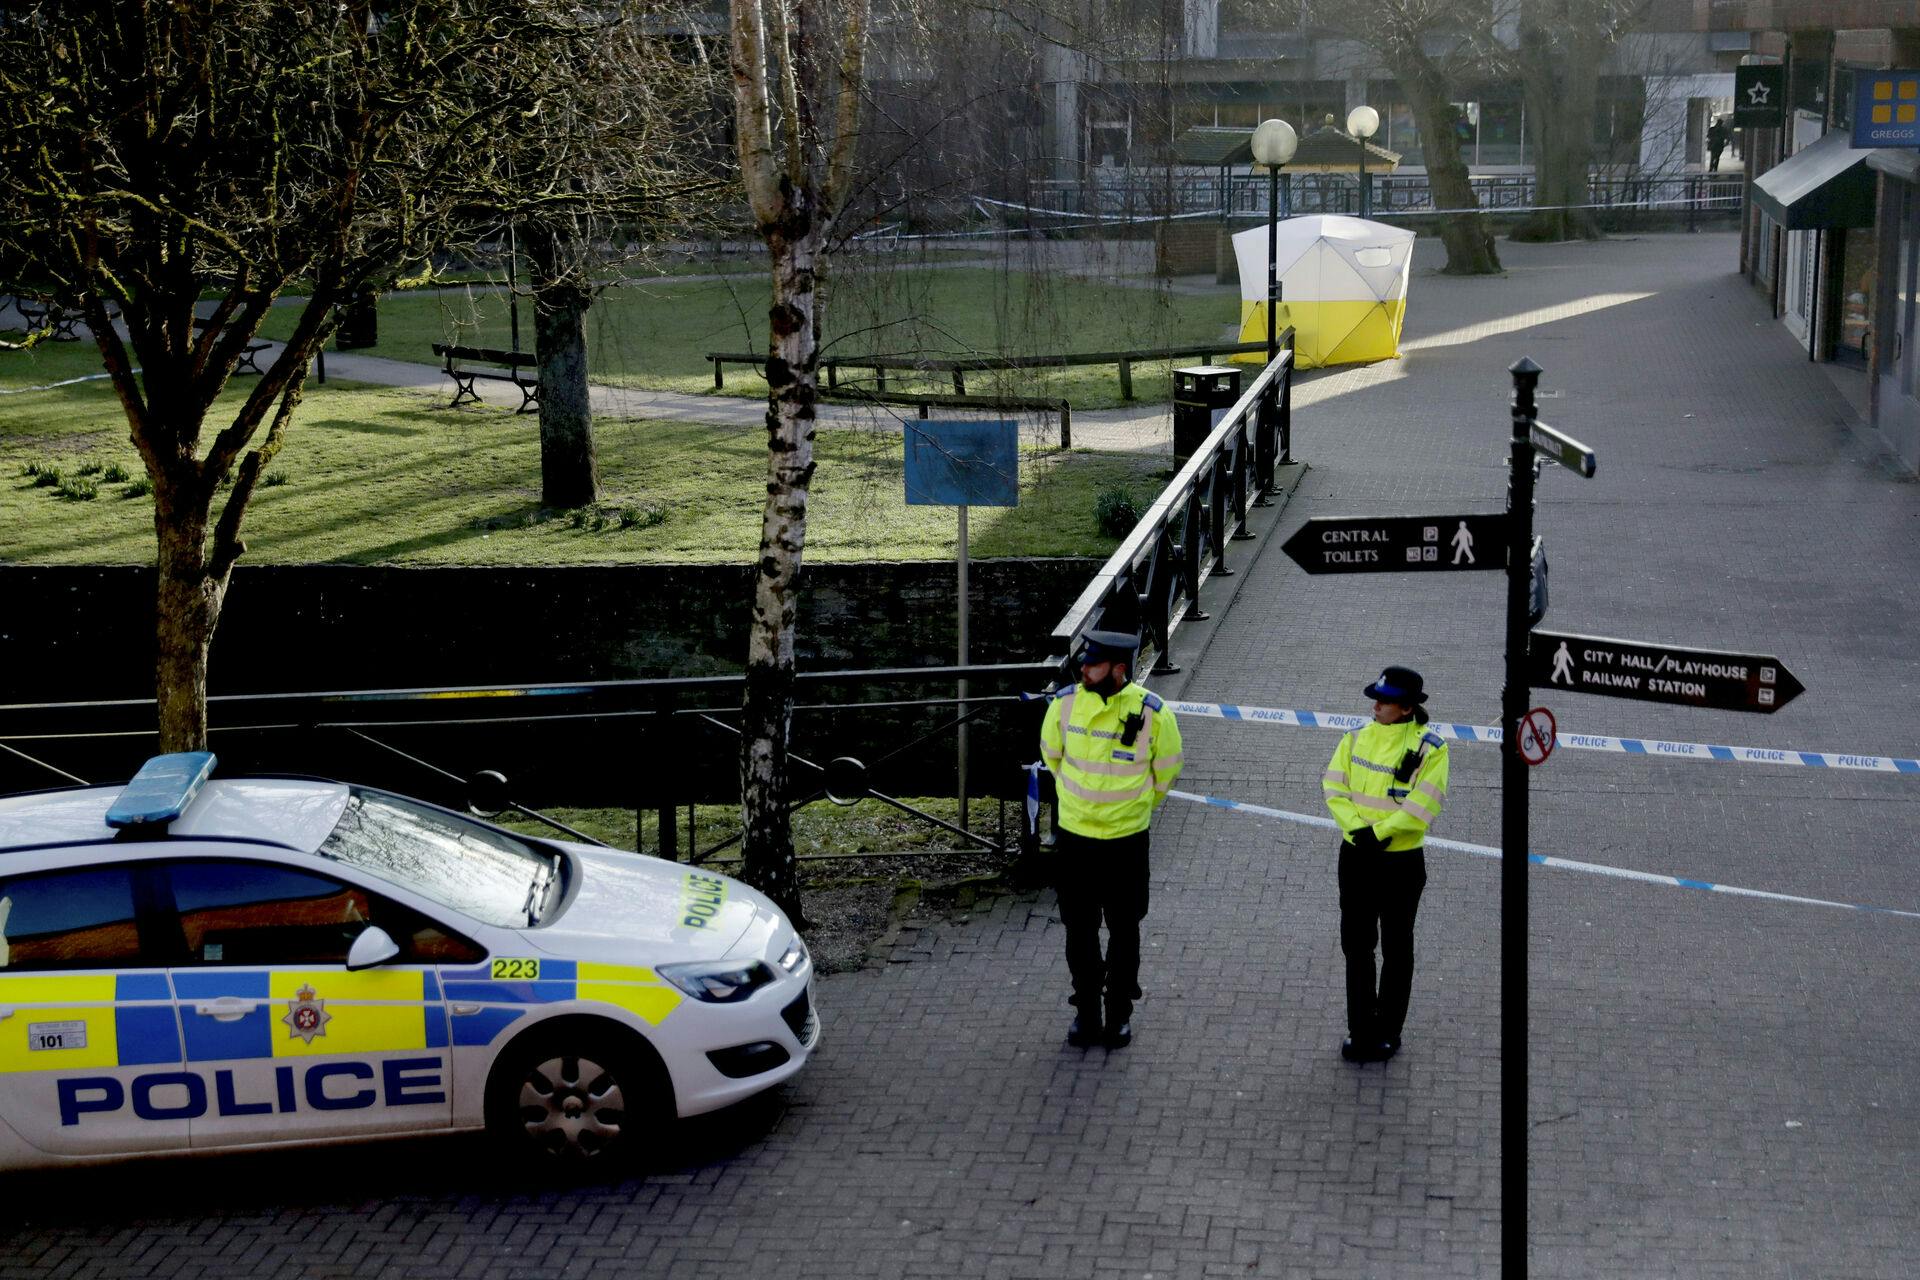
[1853,70,1920,148]
[904,419,1019,507]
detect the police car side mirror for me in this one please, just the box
[346,926,400,971]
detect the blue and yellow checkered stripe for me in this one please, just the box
[441,959,683,1046]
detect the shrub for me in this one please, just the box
[56,476,98,501]
[122,477,153,498]
[1094,486,1142,540]
[263,471,289,487]
[102,462,130,483]
[567,507,589,528]
[75,459,103,477]
[20,460,44,478]
[618,504,667,530]
[32,466,62,488]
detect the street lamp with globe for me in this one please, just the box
[1250,118,1298,368]
[1347,105,1381,219]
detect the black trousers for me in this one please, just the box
[1053,827,1150,1025]
[1337,844,1427,1043]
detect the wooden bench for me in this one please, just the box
[706,340,1272,401]
[192,316,271,374]
[432,343,540,413]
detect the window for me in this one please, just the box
[317,788,557,928]
[0,866,147,971]
[164,861,483,967]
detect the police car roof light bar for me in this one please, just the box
[105,751,217,830]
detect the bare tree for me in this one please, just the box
[1299,0,1503,273]
[729,0,871,919]
[0,1,660,749]
[1507,0,1644,241]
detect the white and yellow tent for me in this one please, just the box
[1231,216,1416,369]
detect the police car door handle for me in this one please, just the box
[194,997,259,1021]
[450,1003,482,1016]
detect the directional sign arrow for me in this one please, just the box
[1281,514,1509,575]
[1529,630,1805,714]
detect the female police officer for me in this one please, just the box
[1321,666,1449,1063]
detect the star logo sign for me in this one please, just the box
[282,985,332,1044]
[1746,81,1771,107]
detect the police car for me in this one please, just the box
[0,753,816,1169]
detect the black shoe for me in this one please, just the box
[1377,1039,1400,1061]
[1067,1015,1103,1048]
[1341,1037,1387,1063]
[1104,1021,1133,1049]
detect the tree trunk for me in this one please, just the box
[152,493,225,752]
[738,213,823,925]
[1395,53,1502,274]
[1514,32,1603,242]
[528,232,600,509]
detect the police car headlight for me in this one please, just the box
[777,936,808,973]
[657,960,776,1003]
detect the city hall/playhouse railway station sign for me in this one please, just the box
[1529,630,1805,714]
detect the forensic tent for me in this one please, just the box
[1231,216,1416,369]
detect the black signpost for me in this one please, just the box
[1501,360,1596,1280]
[1530,632,1804,713]
[1281,514,1508,574]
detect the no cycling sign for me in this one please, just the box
[1517,706,1556,767]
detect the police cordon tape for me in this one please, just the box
[1163,788,1920,921]
[1160,699,1920,776]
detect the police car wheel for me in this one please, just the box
[488,1028,661,1161]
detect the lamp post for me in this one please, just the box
[1250,119,1298,368]
[1347,105,1380,219]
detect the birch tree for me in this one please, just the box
[729,0,870,919]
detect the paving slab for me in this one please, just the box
[4,232,1917,1280]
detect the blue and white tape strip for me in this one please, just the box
[1164,700,1920,776]
[1167,789,1920,922]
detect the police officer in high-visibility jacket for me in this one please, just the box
[1322,666,1449,1064]
[1040,620,1183,1049]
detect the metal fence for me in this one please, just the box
[1012,171,1746,223]
[1050,342,1294,674]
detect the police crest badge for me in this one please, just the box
[282,984,332,1044]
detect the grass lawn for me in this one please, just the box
[494,796,982,862]
[0,370,1166,565]
[259,266,1238,410]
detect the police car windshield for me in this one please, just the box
[316,788,556,928]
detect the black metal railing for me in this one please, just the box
[0,663,1063,863]
[1049,339,1293,676]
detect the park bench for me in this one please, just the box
[706,339,1271,401]
[13,296,116,342]
[191,316,272,375]
[432,343,540,413]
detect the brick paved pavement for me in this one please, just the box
[5,232,1917,1279]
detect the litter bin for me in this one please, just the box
[1172,365,1243,462]
[335,291,378,350]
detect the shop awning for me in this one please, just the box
[1750,130,1877,229]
